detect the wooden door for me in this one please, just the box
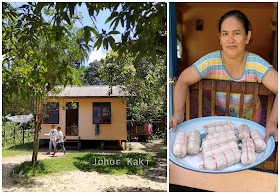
[66,102,79,136]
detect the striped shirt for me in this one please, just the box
[193,50,272,120]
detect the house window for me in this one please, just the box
[43,102,59,124]
[93,102,111,124]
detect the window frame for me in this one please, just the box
[43,102,60,124]
[92,102,111,124]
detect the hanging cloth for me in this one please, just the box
[127,121,131,132]
[95,123,100,136]
[130,121,133,132]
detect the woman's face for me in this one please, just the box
[219,16,251,58]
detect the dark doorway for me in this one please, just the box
[66,102,79,136]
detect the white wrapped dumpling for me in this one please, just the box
[204,121,233,129]
[204,130,236,141]
[201,141,238,157]
[200,147,241,170]
[201,134,237,151]
[173,132,188,158]
[187,130,201,155]
[250,129,266,152]
[238,124,250,139]
[241,138,256,166]
[203,141,239,158]
[206,124,237,134]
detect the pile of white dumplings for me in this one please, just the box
[172,121,267,171]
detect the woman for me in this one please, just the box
[169,10,278,143]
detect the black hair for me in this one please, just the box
[57,127,61,130]
[218,10,252,34]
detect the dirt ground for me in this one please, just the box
[2,139,167,192]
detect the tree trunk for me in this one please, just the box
[32,113,43,166]
[31,91,49,165]
[32,118,39,165]
[22,124,25,144]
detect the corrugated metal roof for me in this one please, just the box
[48,85,132,97]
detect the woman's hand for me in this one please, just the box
[170,66,202,132]
[262,69,278,143]
[169,112,184,132]
[264,122,278,143]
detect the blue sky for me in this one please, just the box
[74,3,123,66]
[9,2,124,66]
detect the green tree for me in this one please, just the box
[3,2,167,158]
[80,61,105,85]
[99,51,167,127]
[4,2,167,65]
[3,4,89,165]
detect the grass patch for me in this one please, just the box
[3,141,34,157]
[11,152,156,181]
[73,153,156,175]
[2,140,46,157]
[2,150,33,157]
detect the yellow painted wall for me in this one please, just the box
[177,3,274,74]
[39,97,127,141]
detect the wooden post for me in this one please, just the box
[225,82,231,116]
[14,128,16,144]
[266,91,274,123]
[172,80,175,115]
[186,86,190,120]
[211,80,216,116]
[3,129,6,147]
[125,141,127,150]
[78,136,81,150]
[275,145,278,173]
[252,83,259,122]
[198,80,203,118]
[22,128,25,144]
[101,141,104,150]
[239,82,245,118]
[171,77,178,115]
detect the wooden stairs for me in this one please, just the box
[64,136,81,150]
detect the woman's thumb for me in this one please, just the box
[173,122,177,132]
[264,133,270,143]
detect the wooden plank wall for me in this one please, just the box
[39,98,127,141]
